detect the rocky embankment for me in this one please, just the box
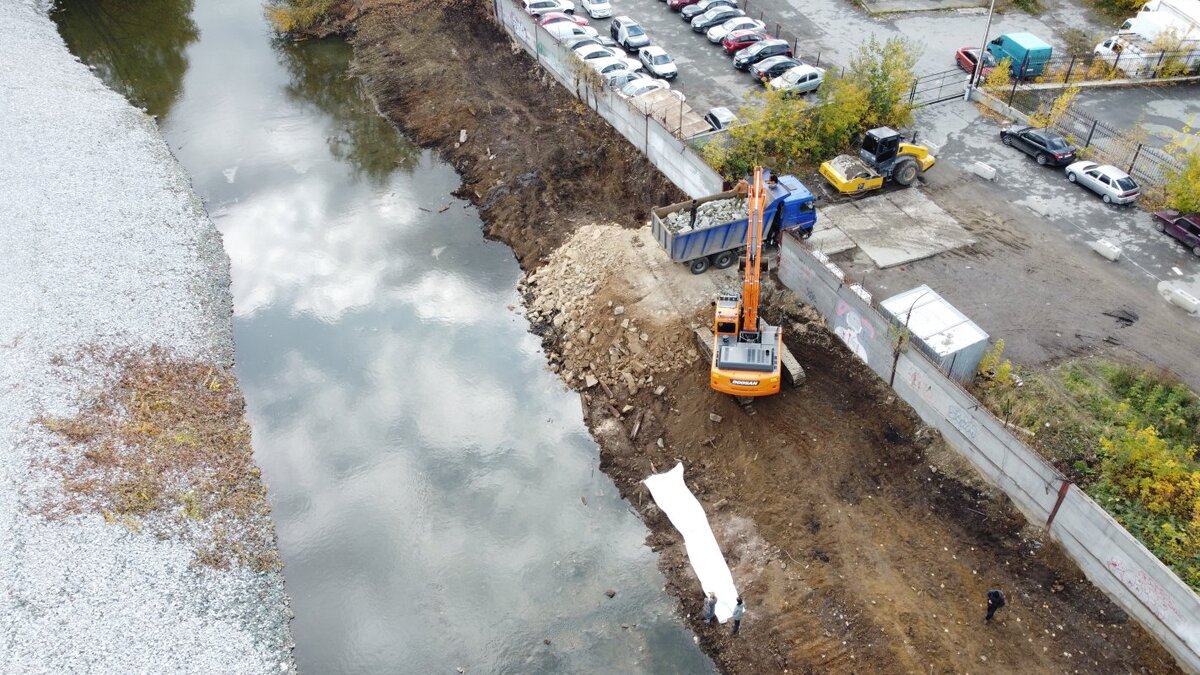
[0,1,293,671]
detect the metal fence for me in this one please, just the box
[909,68,971,107]
[737,0,842,74]
[998,45,1200,84]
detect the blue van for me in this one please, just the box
[987,32,1053,78]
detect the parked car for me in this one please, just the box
[681,0,736,19]
[1064,162,1140,205]
[639,46,679,79]
[704,106,738,131]
[692,7,745,32]
[579,0,612,18]
[620,78,672,99]
[707,17,765,43]
[574,44,620,61]
[954,47,996,78]
[564,35,604,50]
[604,70,650,88]
[733,38,792,70]
[540,11,588,27]
[750,56,802,81]
[1151,211,1200,256]
[668,0,700,10]
[722,29,771,55]
[611,16,651,51]
[589,55,640,77]
[524,0,575,16]
[770,64,825,94]
[999,126,1078,166]
[546,23,599,41]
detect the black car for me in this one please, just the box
[733,38,792,70]
[999,126,1078,166]
[681,0,735,19]
[691,7,744,31]
[750,56,801,81]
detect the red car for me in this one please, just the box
[540,11,588,27]
[723,29,772,55]
[954,46,996,78]
[668,0,699,11]
[1152,211,1200,256]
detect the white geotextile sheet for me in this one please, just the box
[643,462,739,622]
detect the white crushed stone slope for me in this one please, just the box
[0,1,293,672]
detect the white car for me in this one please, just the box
[575,45,620,62]
[579,0,612,18]
[589,55,642,77]
[638,46,678,79]
[1064,161,1141,205]
[546,22,599,41]
[769,64,824,95]
[604,70,650,88]
[620,78,672,98]
[706,17,764,43]
[524,0,576,16]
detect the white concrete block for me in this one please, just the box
[1087,239,1122,261]
[1158,282,1200,314]
[971,161,997,181]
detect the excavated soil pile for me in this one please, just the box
[312,0,1183,671]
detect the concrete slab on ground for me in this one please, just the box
[807,215,857,255]
[826,189,975,268]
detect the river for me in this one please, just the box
[51,0,713,672]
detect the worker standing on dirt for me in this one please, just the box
[702,592,717,625]
[689,199,699,228]
[985,588,1006,624]
[730,596,745,636]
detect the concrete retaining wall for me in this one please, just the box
[493,0,724,198]
[778,234,1200,673]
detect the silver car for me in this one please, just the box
[579,0,612,18]
[1064,161,1140,205]
[706,17,764,43]
[638,46,678,79]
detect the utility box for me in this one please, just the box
[880,285,989,383]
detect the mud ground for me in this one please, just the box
[311,0,1181,671]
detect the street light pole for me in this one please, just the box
[966,0,997,95]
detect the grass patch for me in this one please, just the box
[974,355,1200,590]
[39,346,279,572]
[265,0,336,33]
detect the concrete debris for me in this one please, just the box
[585,374,599,388]
[660,198,747,234]
[709,413,723,423]
[614,305,626,316]
[654,385,666,396]
[459,128,468,143]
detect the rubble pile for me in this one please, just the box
[520,225,699,394]
[659,197,746,234]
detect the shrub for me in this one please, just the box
[265,0,334,33]
[982,58,1012,90]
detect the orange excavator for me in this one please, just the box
[710,167,783,397]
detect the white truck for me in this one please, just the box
[1094,12,1200,77]
[1138,0,1200,33]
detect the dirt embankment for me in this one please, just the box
[305,0,1180,671]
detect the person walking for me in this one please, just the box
[688,199,699,228]
[730,596,745,636]
[702,592,717,625]
[985,588,1006,624]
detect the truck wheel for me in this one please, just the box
[689,257,711,274]
[712,251,737,269]
[801,228,813,240]
[894,159,918,186]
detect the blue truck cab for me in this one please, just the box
[650,172,816,274]
[987,32,1053,78]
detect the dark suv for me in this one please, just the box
[999,126,1077,166]
[733,39,792,70]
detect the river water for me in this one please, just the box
[51,0,712,672]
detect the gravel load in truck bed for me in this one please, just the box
[660,197,747,233]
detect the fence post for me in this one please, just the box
[1008,74,1018,107]
[1084,119,1098,147]
[909,77,918,105]
[1129,143,1143,173]
[793,38,798,56]
[678,96,684,137]
[1065,55,1075,83]
[814,51,821,67]
[1155,50,1167,78]
[1046,480,1072,530]
[776,22,781,36]
[535,25,541,65]
[1113,49,1121,75]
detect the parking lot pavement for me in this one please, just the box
[831,100,1200,386]
[1069,83,1200,145]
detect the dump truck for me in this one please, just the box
[650,172,816,274]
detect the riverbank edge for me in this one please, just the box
[0,1,295,671]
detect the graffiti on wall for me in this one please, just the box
[1108,557,1184,622]
[833,300,876,365]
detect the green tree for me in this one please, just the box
[846,36,921,130]
[1164,149,1200,212]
